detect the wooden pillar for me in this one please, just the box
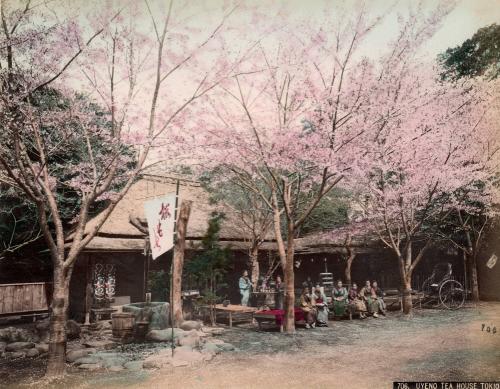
[171,200,192,327]
[84,254,93,325]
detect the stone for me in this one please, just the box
[11,351,26,358]
[78,363,101,370]
[0,328,35,343]
[179,321,202,331]
[66,348,95,363]
[35,320,50,341]
[97,353,127,368]
[6,342,34,351]
[0,342,6,353]
[35,343,49,354]
[202,343,221,355]
[108,366,124,372]
[146,328,186,342]
[217,342,236,351]
[122,302,170,330]
[83,340,117,350]
[123,361,143,371]
[66,320,81,339]
[26,348,39,358]
[143,354,172,369]
[74,356,101,365]
[203,327,224,336]
[172,359,189,367]
[178,332,200,348]
[2,352,12,359]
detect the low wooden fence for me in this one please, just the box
[0,282,50,316]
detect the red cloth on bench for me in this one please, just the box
[255,308,305,326]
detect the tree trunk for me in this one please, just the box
[249,244,259,291]
[284,222,295,333]
[344,253,355,287]
[171,200,192,327]
[46,265,70,377]
[401,275,413,314]
[469,251,480,302]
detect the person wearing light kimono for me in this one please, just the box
[239,270,253,306]
[313,286,329,326]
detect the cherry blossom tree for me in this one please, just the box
[191,5,392,332]
[350,17,500,314]
[0,0,248,376]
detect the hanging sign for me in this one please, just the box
[144,193,176,260]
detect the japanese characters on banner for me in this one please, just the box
[144,193,176,260]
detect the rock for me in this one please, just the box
[0,342,6,353]
[207,338,225,345]
[0,327,35,343]
[6,342,34,351]
[179,332,200,348]
[2,352,12,359]
[66,320,81,339]
[108,366,124,372]
[179,321,202,331]
[11,351,26,358]
[123,361,143,371]
[66,348,95,363]
[217,342,236,351]
[143,354,172,369]
[146,328,186,342]
[203,327,224,336]
[83,340,117,350]
[26,348,39,358]
[95,353,127,368]
[35,343,49,354]
[78,363,101,370]
[202,343,221,355]
[35,320,50,341]
[74,356,101,365]
[123,302,170,330]
[172,359,189,367]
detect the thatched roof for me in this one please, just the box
[81,174,264,251]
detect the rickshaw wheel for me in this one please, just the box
[439,279,465,310]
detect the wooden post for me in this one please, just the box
[84,255,93,325]
[171,200,192,327]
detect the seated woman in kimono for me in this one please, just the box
[332,280,348,317]
[359,280,375,316]
[348,282,367,319]
[299,287,317,329]
[313,286,329,327]
[370,281,386,317]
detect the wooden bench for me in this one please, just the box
[212,304,258,328]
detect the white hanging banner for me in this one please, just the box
[144,193,176,260]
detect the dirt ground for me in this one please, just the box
[3,302,500,389]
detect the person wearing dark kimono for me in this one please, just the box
[370,281,386,317]
[274,275,284,310]
[300,287,317,329]
[332,280,348,317]
[348,283,367,318]
[314,286,329,326]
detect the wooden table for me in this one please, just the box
[213,304,257,328]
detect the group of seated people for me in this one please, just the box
[299,279,387,329]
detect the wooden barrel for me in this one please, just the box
[111,313,135,339]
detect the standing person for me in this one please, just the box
[300,287,317,329]
[348,283,367,319]
[275,275,284,310]
[239,270,252,306]
[302,276,314,290]
[332,280,348,318]
[371,280,386,316]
